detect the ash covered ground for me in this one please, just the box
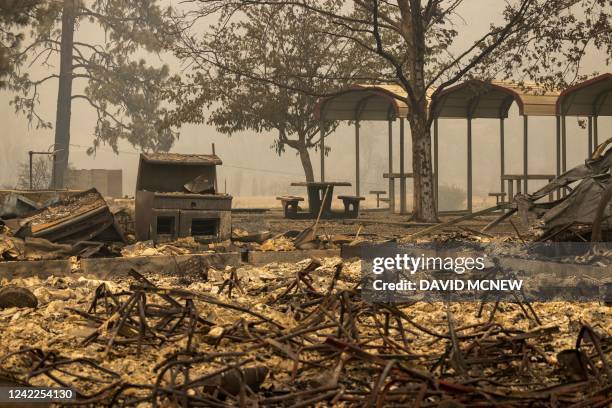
[0,256,610,407]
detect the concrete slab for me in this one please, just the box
[247,249,341,265]
[0,259,72,279]
[81,252,241,279]
[497,256,609,279]
[0,252,241,281]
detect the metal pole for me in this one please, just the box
[499,118,505,196]
[555,116,561,177]
[51,154,55,190]
[467,118,472,213]
[561,115,567,197]
[594,116,598,147]
[355,121,360,196]
[29,151,33,190]
[320,121,325,182]
[399,118,406,214]
[388,119,395,214]
[523,115,529,194]
[561,115,567,173]
[588,116,593,156]
[434,118,439,213]
[556,116,561,200]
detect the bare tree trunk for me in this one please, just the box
[296,143,315,182]
[52,0,76,188]
[402,0,437,222]
[409,113,437,222]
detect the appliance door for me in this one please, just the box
[179,210,223,242]
[151,209,180,242]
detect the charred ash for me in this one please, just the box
[0,258,610,407]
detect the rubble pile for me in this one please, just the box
[512,138,612,242]
[13,189,125,244]
[0,258,609,406]
[0,189,237,262]
[0,189,129,261]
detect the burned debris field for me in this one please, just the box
[0,259,610,407]
[1,0,612,406]
[0,146,610,407]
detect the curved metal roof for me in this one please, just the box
[431,80,560,118]
[315,84,410,121]
[316,80,562,121]
[556,73,612,116]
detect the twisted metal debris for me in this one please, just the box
[0,260,610,407]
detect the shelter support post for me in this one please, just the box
[399,118,406,214]
[556,116,561,200]
[594,116,598,147]
[320,121,325,182]
[355,121,360,196]
[561,115,567,173]
[499,118,505,196]
[561,115,567,197]
[588,116,593,156]
[523,116,529,194]
[467,118,473,213]
[388,119,395,213]
[434,118,439,213]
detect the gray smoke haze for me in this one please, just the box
[1,1,609,204]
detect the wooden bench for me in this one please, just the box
[338,195,365,218]
[369,190,387,208]
[488,192,507,205]
[276,196,304,218]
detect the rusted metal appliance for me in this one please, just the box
[135,153,232,243]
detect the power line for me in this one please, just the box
[69,144,140,155]
[68,144,388,187]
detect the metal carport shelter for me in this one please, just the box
[315,84,412,214]
[431,80,560,212]
[557,73,612,172]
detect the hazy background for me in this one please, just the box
[1,1,609,209]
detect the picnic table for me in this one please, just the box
[502,174,555,202]
[290,181,351,218]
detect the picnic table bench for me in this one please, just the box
[338,195,365,218]
[369,190,387,208]
[276,195,304,218]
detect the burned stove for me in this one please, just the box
[135,153,232,243]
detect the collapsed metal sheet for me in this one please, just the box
[515,139,612,238]
[539,176,612,230]
[15,188,125,244]
[531,144,612,200]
